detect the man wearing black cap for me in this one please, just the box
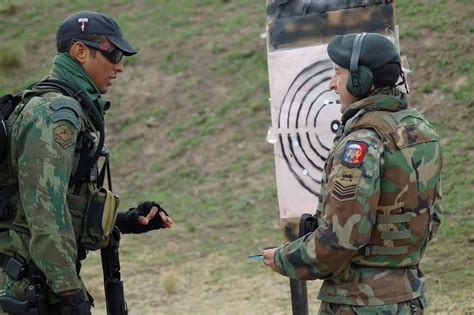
[263,33,443,314]
[0,11,172,314]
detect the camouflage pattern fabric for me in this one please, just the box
[6,92,83,294]
[0,53,108,298]
[319,295,427,314]
[274,87,443,307]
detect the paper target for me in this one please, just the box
[277,59,340,196]
[267,44,341,216]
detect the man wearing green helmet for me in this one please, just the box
[263,33,443,314]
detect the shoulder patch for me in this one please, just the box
[50,111,80,129]
[341,141,367,168]
[49,98,82,117]
[54,124,74,149]
[331,167,362,201]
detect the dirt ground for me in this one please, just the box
[1,1,472,314]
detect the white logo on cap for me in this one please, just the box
[78,18,89,32]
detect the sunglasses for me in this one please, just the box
[73,39,123,64]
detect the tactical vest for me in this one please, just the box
[0,85,115,253]
[343,107,441,268]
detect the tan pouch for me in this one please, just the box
[81,187,119,250]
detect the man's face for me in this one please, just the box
[329,65,358,112]
[82,39,124,94]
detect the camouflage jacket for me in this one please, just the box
[274,89,443,306]
[0,53,109,295]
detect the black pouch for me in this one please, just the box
[5,256,27,281]
[0,186,18,221]
[81,187,119,250]
[0,202,13,221]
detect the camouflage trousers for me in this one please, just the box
[319,297,426,315]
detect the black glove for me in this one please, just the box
[59,289,91,315]
[115,201,169,234]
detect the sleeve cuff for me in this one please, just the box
[274,246,289,277]
[48,269,82,294]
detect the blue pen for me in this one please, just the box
[247,254,264,261]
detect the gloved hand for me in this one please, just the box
[115,201,173,234]
[59,289,91,315]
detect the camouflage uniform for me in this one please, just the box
[0,53,110,302]
[274,87,442,313]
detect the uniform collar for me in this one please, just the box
[48,53,111,115]
[341,87,407,124]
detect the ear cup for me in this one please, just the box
[347,65,373,97]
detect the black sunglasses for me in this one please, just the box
[73,39,123,64]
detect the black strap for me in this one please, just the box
[349,33,368,96]
[351,262,419,269]
[32,79,106,188]
[72,131,95,193]
[97,147,113,191]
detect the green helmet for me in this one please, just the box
[327,32,400,70]
[327,33,401,97]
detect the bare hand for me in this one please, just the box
[263,247,278,272]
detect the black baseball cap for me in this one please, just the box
[57,11,137,56]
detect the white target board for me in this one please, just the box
[267,44,341,220]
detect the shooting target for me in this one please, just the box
[267,45,341,218]
[277,59,340,196]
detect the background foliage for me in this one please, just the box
[1,0,473,314]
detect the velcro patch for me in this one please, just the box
[54,125,73,149]
[341,141,367,168]
[331,167,362,201]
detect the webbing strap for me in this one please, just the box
[364,245,408,256]
[0,223,29,235]
[377,213,412,224]
[381,229,411,240]
[66,194,88,212]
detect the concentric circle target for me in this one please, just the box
[277,59,341,196]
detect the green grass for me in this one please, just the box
[1,1,473,314]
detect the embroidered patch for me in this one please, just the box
[77,17,89,32]
[341,141,367,168]
[331,167,362,201]
[54,125,73,149]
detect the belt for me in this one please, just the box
[1,252,82,277]
[351,263,419,269]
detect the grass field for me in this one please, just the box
[1,0,473,314]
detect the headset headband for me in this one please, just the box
[349,33,368,95]
[350,33,367,72]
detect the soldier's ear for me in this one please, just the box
[69,42,88,64]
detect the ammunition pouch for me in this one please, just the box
[5,256,27,281]
[0,253,27,282]
[0,253,49,314]
[0,185,18,221]
[80,187,120,250]
[298,213,319,238]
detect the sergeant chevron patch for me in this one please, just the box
[53,124,73,149]
[331,167,362,201]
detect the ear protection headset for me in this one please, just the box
[347,33,373,97]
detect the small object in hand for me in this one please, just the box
[247,254,264,261]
